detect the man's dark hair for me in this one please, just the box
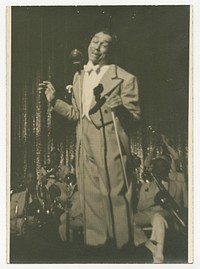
[98,28,118,46]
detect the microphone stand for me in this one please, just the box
[67,49,87,244]
[72,59,87,245]
[78,68,87,245]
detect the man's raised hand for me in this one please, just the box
[38,81,56,102]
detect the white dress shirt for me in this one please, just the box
[82,60,109,119]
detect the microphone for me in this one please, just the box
[89,84,105,115]
[93,84,104,102]
[69,49,83,72]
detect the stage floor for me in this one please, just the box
[9,223,188,264]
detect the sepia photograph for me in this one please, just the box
[7,5,191,265]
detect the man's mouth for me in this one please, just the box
[91,51,100,57]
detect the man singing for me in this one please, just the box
[39,28,140,248]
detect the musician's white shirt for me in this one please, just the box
[161,180,169,191]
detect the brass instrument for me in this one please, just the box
[147,170,187,229]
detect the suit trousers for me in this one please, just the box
[133,209,172,262]
[77,116,132,248]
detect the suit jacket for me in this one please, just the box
[137,179,187,212]
[53,64,140,161]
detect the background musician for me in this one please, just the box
[38,153,83,242]
[133,157,187,263]
[39,149,69,184]
[144,131,188,208]
[37,149,69,211]
[58,173,83,243]
[10,171,39,236]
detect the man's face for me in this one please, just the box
[152,159,169,181]
[88,32,113,65]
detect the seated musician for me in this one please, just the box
[38,155,83,242]
[57,166,83,242]
[39,149,69,184]
[145,132,188,188]
[37,149,69,209]
[133,157,187,263]
[25,171,40,215]
[10,171,39,236]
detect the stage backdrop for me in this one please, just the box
[10,6,190,186]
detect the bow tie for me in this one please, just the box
[84,62,100,73]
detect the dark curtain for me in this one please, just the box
[11,6,189,186]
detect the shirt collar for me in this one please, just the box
[84,61,109,73]
[84,60,100,73]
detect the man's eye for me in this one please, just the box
[92,38,98,43]
[102,43,109,48]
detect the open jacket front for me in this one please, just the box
[53,64,141,163]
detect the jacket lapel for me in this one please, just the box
[72,71,85,111]
[90,64,123,110]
